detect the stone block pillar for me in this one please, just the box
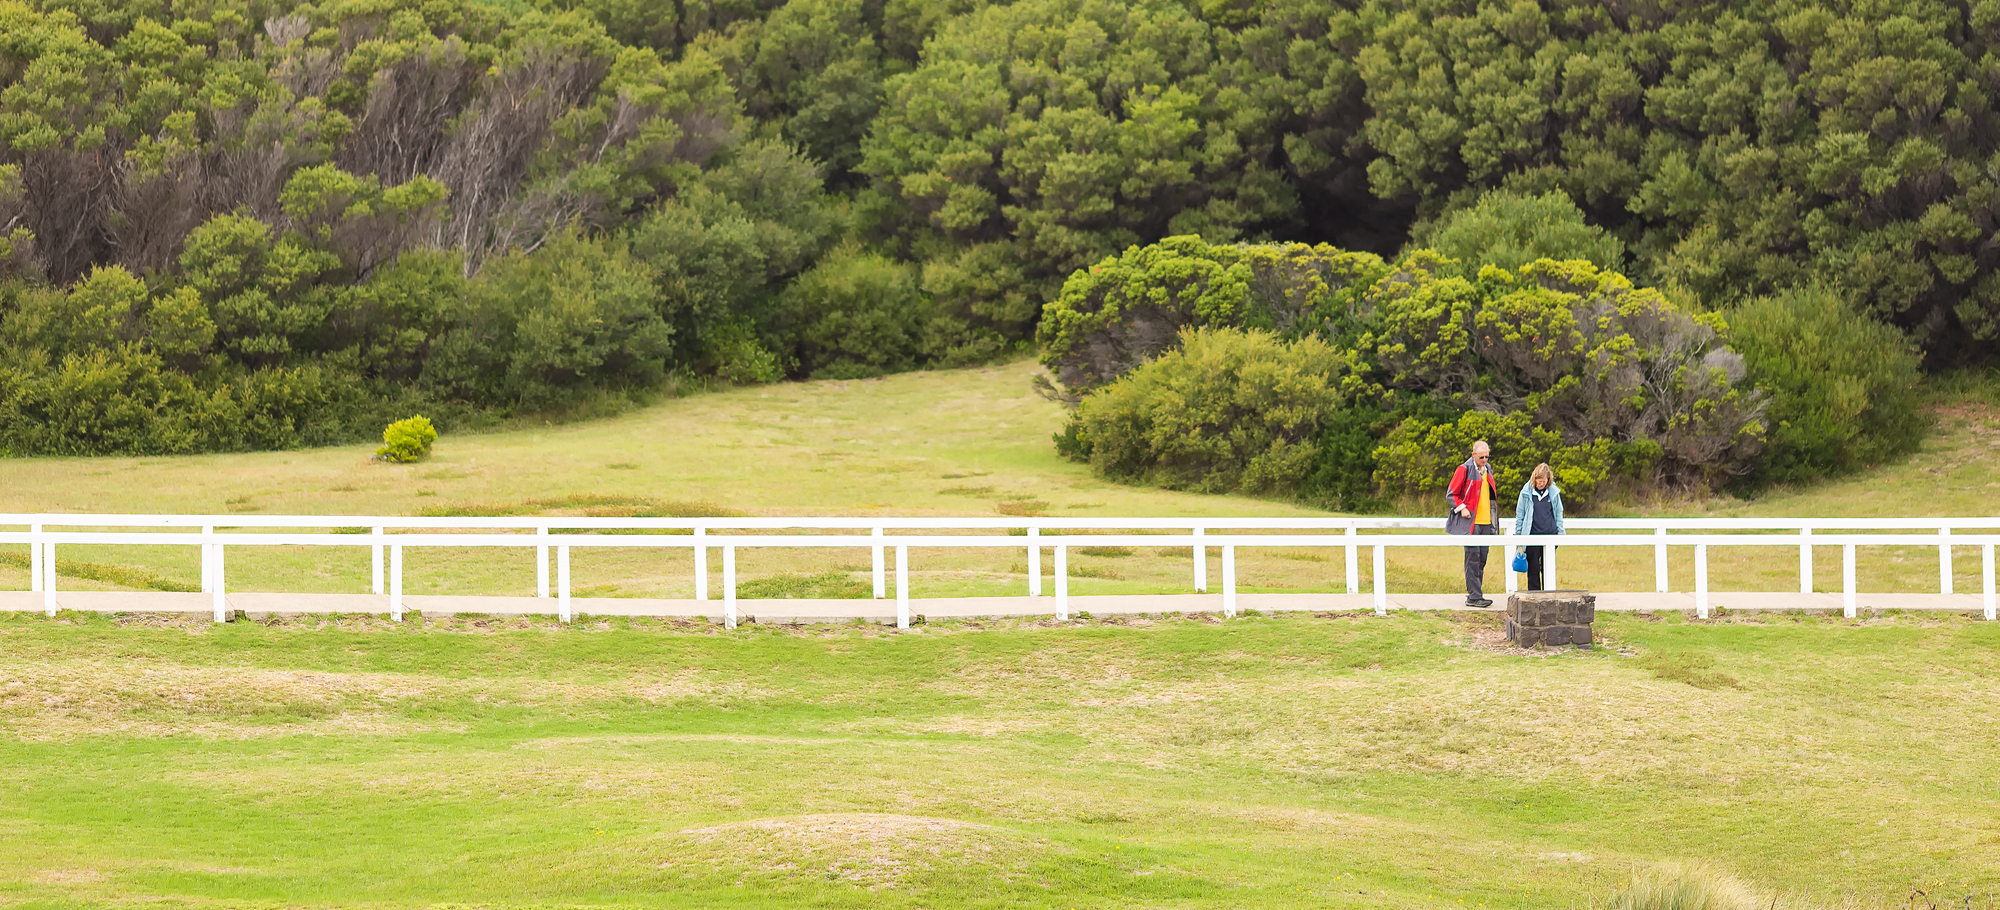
[1505,590,1596,646]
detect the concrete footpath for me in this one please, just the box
[0,590,1987,622]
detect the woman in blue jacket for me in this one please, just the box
[1512,463,1565,591]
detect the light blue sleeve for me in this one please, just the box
[1553,487,1566,534]
[1513,485,1532,536]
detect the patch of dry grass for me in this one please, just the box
[663,813,1046,890]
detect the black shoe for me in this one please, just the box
[1467,597,1493,608]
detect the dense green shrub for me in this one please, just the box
[768,245,931,379]
[1049,238,1766,493]
[3,0,1993,464]
[422,230,673,410]
[376,415,438,463]
[1037,235,1388,397]
[1299,405,1395,513]
[1729,285,1926,484]
[1062,327,1351,494]
[1408,191,1625,277]
[861,0,1300,354]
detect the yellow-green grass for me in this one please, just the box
[0,609,1994,908]
[2,364,1998,908]
[1,359,1996,601]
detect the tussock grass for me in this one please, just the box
[1635,651,1742,690]
[0,551,196,592]
[1610,863,1761,910]
[1075,546,1133,557]
[735,571,871,599]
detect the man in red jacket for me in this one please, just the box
[1446,440,1500,607]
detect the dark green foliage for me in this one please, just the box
[425,230,672,410]
[625,139,841,371]
[1301,405,1392,513]
[1729,285,1927,484]
[768,244,930,379]
[0,0,1989,466]
[861,0,1301,356]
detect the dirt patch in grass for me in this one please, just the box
[666,813,1046,889]
[0,661,763,741]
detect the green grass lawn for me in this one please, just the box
[1,609,1995,908]
[1,363,1998,908]
[2,359,1998,600]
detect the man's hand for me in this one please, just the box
[1454,504,1471,517]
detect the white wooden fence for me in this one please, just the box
[5,514,1997,628]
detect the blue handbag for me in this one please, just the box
[1511,552,1529,573]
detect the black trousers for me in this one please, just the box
[1524,544,1551,591]
[1464,523,1495,602]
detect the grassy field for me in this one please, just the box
[2,359,1998,600]
[1,363,1998,908]
[0,609,1995,908]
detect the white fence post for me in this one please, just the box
[211,544,227,623]
[537,526,550,598]
[1345,525,1359,594]
[1504,542,1518,594]
[1984,543,1995,621]
[371,526,385,595]
[1055,545,1069,621]
[557,545,572,623]
[694,527,708,601]
[895,545,909,629]
[1939,527,1953,595]
[390,545,404,622]
[873,527,886,599]
[722,545,736,630]
[1694,543,1709,620]
[1026,526,1040,597]
[202,525,215,593]
[42,541,55,617]
[1193,526,1206,592]
[1222,545,1237,618]
[1655,527,1668,593]
[1546,544,1557,591]
[199,527,213,595]
[1372,544,1386,616]
[29,523,41,594]
[1799,527,1813,594]
[1843,543,1857,619]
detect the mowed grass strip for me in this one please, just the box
[0,609,1994,908]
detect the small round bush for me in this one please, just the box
[1065,326,1349,495]
[376,415,437,463]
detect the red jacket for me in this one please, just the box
[1447,459,1498,524]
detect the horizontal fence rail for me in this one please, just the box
[3,514,1996,628]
